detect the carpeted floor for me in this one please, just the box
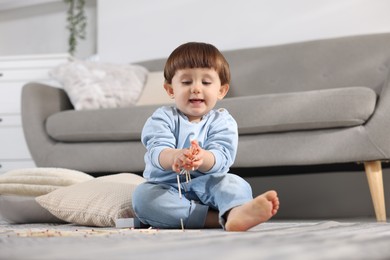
[1,219,390,260]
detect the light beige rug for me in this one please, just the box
[1,220,389,260]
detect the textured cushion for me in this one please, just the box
[0,168,93,196]
[218,86,377,135]
[0,195,64,224]
[36,173,146,227]
[136,71,175,106]
[50,59,148,110]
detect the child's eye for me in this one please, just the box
[182,81,192,85]
[202,81,211,85]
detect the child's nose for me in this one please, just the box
[191,85,201,94]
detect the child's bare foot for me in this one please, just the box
[225,190,279,232]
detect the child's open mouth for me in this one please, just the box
[189,99,204,104]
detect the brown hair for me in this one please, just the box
[164,42,230,85]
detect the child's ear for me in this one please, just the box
[218,84,229,100]
[164,83,175,99]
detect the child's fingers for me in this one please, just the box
[172,163,180,173]
[190,159,203,170]
[190,140,198,148]
[191,140,199,148]
[173,153,187,172]
[189,141,200,158]
[184,149,192,158]
[184,149,198,161]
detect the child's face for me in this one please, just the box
[164,68,229,122]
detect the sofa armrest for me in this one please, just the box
[365,73,390,159]
[21,82,73,165]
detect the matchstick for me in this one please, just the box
[180,218,184,231]
[177,174,182,199]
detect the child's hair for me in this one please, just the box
[164,42,230,85]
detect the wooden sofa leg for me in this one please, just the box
[364,161,387,222]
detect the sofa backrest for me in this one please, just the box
[137,33,390,97]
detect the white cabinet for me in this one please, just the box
[0,53,70,173]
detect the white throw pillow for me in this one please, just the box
[136,71,175,106]
[50,59,148,110]
[0,167,93,196]
[0,167,93,224]
[0,195,64,224]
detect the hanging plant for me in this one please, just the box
[64,0,87,56]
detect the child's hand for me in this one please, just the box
[188,140,204,171]
[171,140,204,173]
[172,148,194,173]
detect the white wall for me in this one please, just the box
[0,0,97,58]
[1,0,389,62]
[98,0,390,63]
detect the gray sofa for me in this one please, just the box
[22,33,390,221]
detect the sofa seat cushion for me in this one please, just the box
[46,86,376,142]
[220,86,376,135]
[46,104,160,142]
